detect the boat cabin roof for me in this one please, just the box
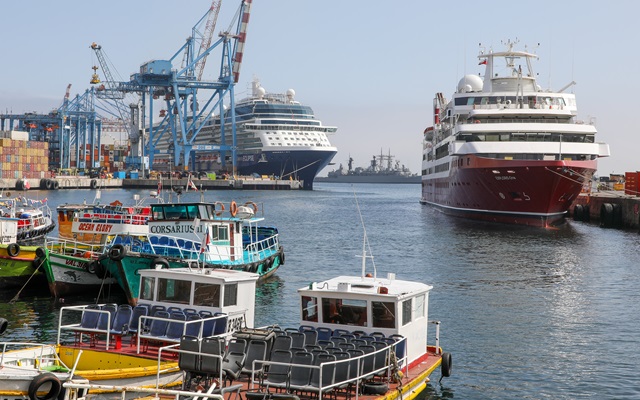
[150,202,264,223]
[300,274,433,299]
[137,267,258,327]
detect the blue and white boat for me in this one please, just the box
[98,199,284,306]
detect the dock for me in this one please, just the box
[572,191,640,230]
[0,176,302,192]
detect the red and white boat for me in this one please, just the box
[420,40,610,227]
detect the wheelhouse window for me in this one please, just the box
[402,299,412,326]
[157,278,191,304]
[194,282,221,307]
[322,298,367,326]
[414,295,425,320]
[223,283,238,306]
[372,301,396,328]
[140,277,155,301]
[302,295,318,322]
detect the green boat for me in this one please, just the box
[98,200,285,305]
[0,217,47,290]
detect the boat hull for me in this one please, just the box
[0,245,46,289]
[421,157,596,227]
[44,251,117,298]
[232,149,337,190]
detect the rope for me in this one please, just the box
[10,256,45,303]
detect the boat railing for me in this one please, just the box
[45,237,105,259]
[242,233,280,263]
[57,305,117,350]
[250,339,401,400]
[60,380,230,400]
[0,342,70,372]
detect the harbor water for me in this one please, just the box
[2,183,639,399]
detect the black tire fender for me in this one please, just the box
[15,180,24,191]
[0,318,7,335]
[28,372,62,400]
[94,260,108,279]
[109,244,127,261]
[573,204,584,221]
[52,181,59,190]
[362,382,388,395]
[36,247,46,259]
[7,243,20,257]
[441,351,453,377]
[279,248,285,265]
[45,179,53,190]
[90,179,98,189]
[152,257,170,269]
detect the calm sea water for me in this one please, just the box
[2,183,639,399]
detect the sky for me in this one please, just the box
[1,0,638,177]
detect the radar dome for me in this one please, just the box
[256,87,266,98]
[286,89,295,99]
[457,74,483,93]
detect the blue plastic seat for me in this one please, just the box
[109,305,133,335]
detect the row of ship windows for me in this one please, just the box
[267,136,330,142]
[265,142,329,147]
[423,154,596,175]
[462,133,595,143]
[264,131,326,137]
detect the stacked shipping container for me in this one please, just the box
[0,131,50,179]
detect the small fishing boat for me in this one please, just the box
[98,199,284,306]
[0,195,55,244]
[0,218,47,290]
[43,194,155,298]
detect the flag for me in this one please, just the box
[200,227,210,253]
[478,59,487,65]
[187,174,198,191]
[24,180,31,190]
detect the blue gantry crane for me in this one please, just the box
[117,0,253,175]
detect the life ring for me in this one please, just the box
[45,179,53,190]
[109,244,127,261]
[214,202,225,216]
[152,257,170,269]
[474,120,481,124]
[229,201,238,217]
[7,243,20,257]
[90,179,98,189]
[52,181,59,190]
[5,191,10,197]
[244,201,258,213]
[441,351,453,377]
[28,372,62,400]
[36,247,46,259]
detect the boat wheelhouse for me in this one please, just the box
[298,273,433,368]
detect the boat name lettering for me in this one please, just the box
[77,222,114,232]
[495,176,516,181]
[65,259,85,267]
[150,224,195,234]
[241,155,255,162]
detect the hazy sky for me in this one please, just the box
[1,0,637,177]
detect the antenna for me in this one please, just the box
[353,190,376,279]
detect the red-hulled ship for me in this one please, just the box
[420,40,610,227]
